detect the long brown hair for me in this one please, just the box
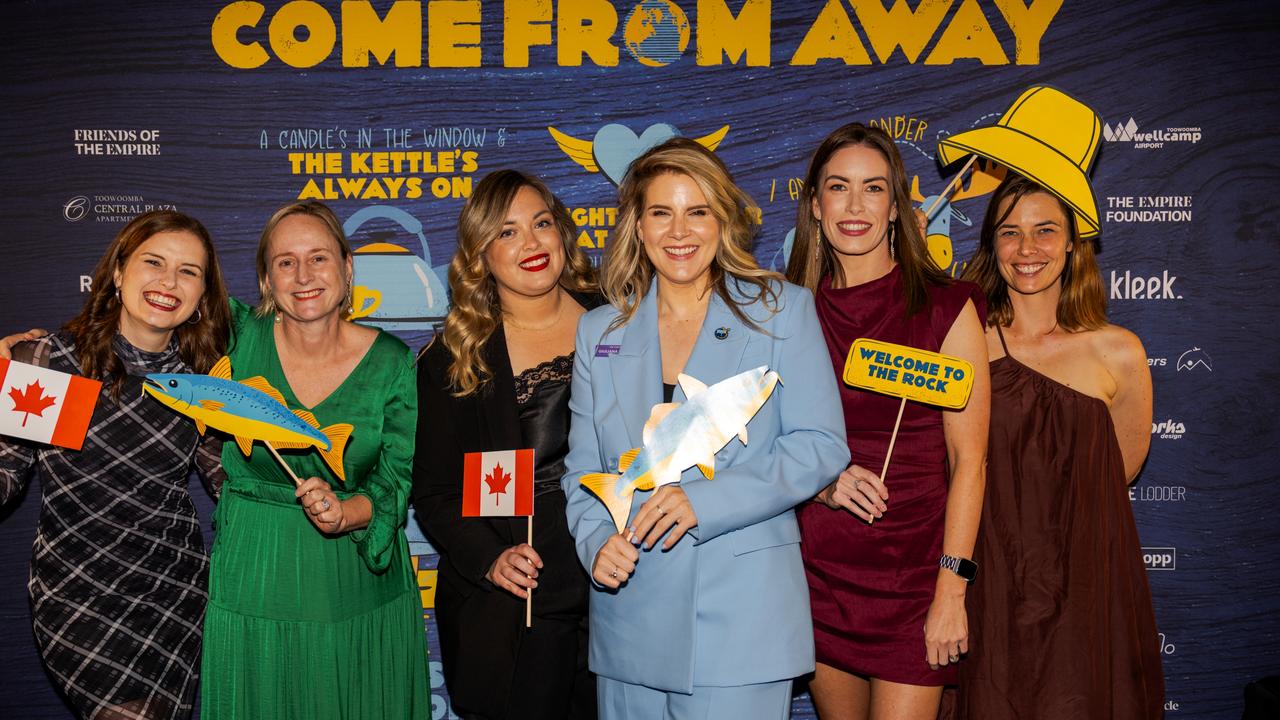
[962,172,1107,331]
[64,211,230,397]
[602,137,782,332]
[254,200,354,317]
[787,123,949,315]
[441,169,596,396]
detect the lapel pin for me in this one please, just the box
[714,327,730,340]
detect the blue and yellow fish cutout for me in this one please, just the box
[142,356,352,482]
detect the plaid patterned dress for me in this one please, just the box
[0,333,223,720]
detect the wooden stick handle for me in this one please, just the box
[264,441,303,487]
[878,397,908,484]
[525,516,533,628]
[922,155,978,220]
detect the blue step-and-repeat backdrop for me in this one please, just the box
[1,1,1277,718]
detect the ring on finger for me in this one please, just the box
[321,498,331,511]
[656,506,665,515]
[949,654,960,662]
[610,566,619,579]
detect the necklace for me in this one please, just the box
[503,296,564,332]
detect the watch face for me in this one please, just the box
[957,558,978,581]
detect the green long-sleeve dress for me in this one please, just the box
[201,299,430,719]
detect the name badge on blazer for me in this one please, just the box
[594,344,621,358]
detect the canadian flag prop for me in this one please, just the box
[0,358,101,450]
[462,449,534,517]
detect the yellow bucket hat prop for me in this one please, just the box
[935,85,1104,238]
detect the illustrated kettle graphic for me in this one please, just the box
[345,205,451,330]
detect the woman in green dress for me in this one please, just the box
[200,200,430,719]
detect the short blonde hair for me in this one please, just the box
[254,200,353,317]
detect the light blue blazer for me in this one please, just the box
[561,279,849,693]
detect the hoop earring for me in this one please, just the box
[187,308,202,325]
[115,287,122,303]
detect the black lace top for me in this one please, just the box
[514,353,574,496]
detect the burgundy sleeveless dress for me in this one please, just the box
[954,328,1163,718]
[799,266,985,686]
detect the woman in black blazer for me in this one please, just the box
[413,170,600,720]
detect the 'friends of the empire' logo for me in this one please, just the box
[212,0,1063,69]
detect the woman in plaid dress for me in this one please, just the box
[0,211,230,720]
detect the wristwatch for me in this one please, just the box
[939,554,978,582]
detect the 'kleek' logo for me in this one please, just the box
[1103,118,1202,149]
[212,0,1063,69]
[1110,270,1180,300]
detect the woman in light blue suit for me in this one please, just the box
[561,137,850,719]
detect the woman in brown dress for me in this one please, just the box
[956,173,1163,718]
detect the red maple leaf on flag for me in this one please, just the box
[9,381,58,428]
[484,462,513,504]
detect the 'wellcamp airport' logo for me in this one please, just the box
[1143,547,1177,571]
[1103,118,1202,149]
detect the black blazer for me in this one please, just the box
[411,292,601,716]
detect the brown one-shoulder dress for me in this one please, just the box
[955,327,1164,719]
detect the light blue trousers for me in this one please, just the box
[597,676,793,720]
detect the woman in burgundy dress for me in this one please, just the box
[787,123,990,720]
[955,173,1163,718]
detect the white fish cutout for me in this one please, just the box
[581,366,781,533]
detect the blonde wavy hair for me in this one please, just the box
[602,137,781,332]
[962,172,1107,331]
[786,123,949,315]
[441,169,596,396]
